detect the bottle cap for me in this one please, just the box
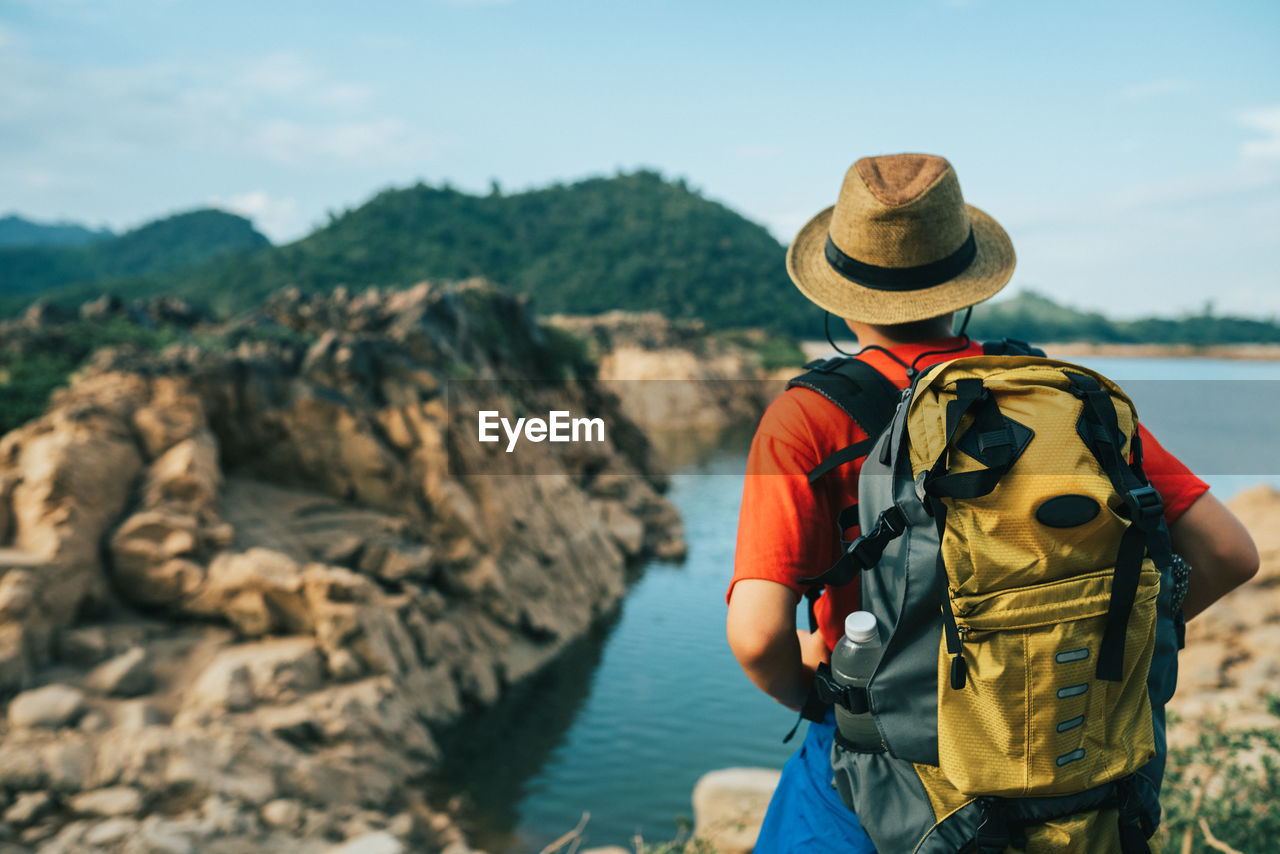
[844,610,878,643]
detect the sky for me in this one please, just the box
[1,0,1278,318]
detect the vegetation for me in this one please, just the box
[0,316,181,433]
[968,290,1280,346]
[0,214,112,248]
[711,328,806,371]
[0,209,269,299]
[1163,702,1280,853]
[184,171,807,329]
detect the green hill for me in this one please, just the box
[0,209,270,299]
[108,171,812,332]
[0,215,112,249]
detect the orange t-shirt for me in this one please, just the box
[729,337,1210,652]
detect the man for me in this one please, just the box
[726,153,1259,852]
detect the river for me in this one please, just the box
[430,355,1280,852]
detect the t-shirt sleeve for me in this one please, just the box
[1137,423,1209,524]
[728,393,847,604]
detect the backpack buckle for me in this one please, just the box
[1123,485,1163,530]
[847,535,883,570]
[846,505,906,564]
[874,505,907,538]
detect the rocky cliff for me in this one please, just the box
[0,282,683,853]
[547,311,795,435]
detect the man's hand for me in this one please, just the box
[798,626,831,674]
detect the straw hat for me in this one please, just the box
[786,154,1015,325]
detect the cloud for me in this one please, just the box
[238,52,373,108]
[252,117,421,164]
[213,190,300,242]
[0,48,426,168]
[1241,106,1280,161]
[1115,78,1191,102]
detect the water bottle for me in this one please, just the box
[831,610,884,749]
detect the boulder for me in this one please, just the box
[69,786,144,817]
[691,767,781,854]
[141,433,221,514]
[84,817,140,846]
[109,510,207,607]
[85,647,152,697]
[131,378,208,460]
[261,798,304,831]
[5,788,52,829]
[0,569,35,617]
[114,698,168,730]
[7,683,86,729]
[186,637,324,713]
[4,790,52,826]
[326,831,406,854]
[0,622,32,693]
[186,548,310,637]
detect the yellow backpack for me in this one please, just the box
[799,352,1181,853]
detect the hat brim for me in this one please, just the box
[785,204,1015,325]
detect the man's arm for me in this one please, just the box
[727,579,830,711]
[1168,491,1259,619]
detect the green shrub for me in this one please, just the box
[0,351,77,433]
[1162,700,1280,852]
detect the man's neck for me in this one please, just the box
[846,317,958,350]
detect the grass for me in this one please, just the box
[1162,698,1280,853]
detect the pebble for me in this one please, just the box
[261,798,304,831]
[86,647,153,697]
[325,831,406,854]
[4,791,52,826]
[84,818,140,846]
[7,684,86,729]
[70,786,144,817]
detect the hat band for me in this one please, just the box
[824,228,977,291]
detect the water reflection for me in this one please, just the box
[426,615,620,852]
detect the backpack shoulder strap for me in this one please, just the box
[786,357,900,483]
[982,337,1047,357]
[784,357,901,642]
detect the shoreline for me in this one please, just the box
[1040,342,1280,361]
[803,340,1280,362]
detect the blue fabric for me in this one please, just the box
[753,713,878,853]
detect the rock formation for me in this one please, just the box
[0,281,683,852]
[547,312,791,434]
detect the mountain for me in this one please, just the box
[0,214,113,249]
[0,208,270,298]
[3,171,816,333]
